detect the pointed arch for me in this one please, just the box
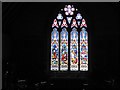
[60,28,68,71]
[80,27,88,71]
[50,5,89,72]
[70,27,78,71]
[51,28,59,71]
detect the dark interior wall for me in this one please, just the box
[3,2,120,82]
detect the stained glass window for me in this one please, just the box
[50,5,88,71]
[51,26,59,70]
[80,27,88,71]
[70,28,78,71]
[60,28,68,71]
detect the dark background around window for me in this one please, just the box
[3,2,120,87]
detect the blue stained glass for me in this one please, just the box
[70,28,78,71]
[80,28,88,71]
[60,28,68,71]
[50,5,89,72]
[51,28,59,71]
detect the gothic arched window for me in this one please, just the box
[60,27,68,71]
[51,5,88,71]
[51,27,59,71]
[70,27,78,71]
